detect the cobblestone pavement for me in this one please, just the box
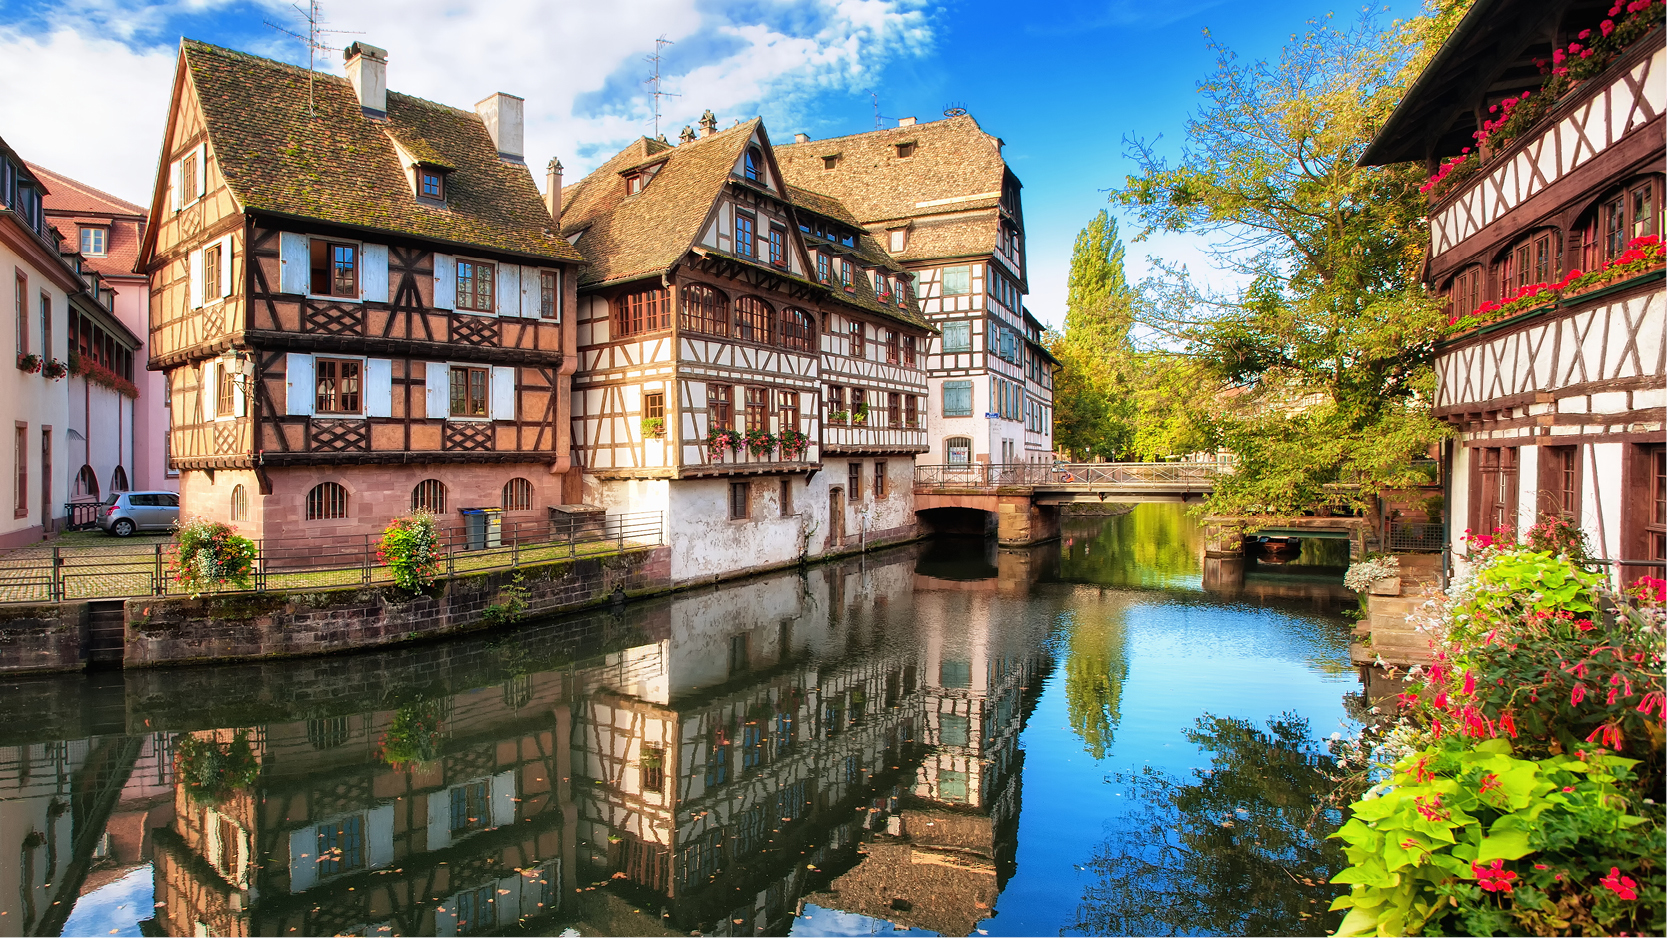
[0,531,652,604]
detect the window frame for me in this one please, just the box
[613,286,670,337]
[217,358,236,418]
[420,168,446,201]
[744,386,769,432]
[848,320,864,359]
[734,296,772,343]
[743,147,764,182]
[777,307,814,352]
[941,320,971,353]
[729,481,749,521]
[454,258,496,312]
[680,282,729,336]
[940,265,971,296]
[449,365,491,419]
[80,227,108,257]
[942,380,973,417]
[735,211,756,258]
[309,238,360,299]
[874,460,888,498]
[539,270,561,321]
[707,383,732,430]
[768,225,786,267]
[314,357,364,416]
[305,481,349,521]
[502,477,534,511]
[412,478,448,513]
[848,461,861,501]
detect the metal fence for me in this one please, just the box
[1388,522,1446,553]
[0,511,664,604]
[913,461,1230,488]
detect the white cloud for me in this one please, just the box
[0,0,933,202]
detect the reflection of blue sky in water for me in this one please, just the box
[60,865,152,938]
[792,904,945,937]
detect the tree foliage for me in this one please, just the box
[1113,4,1468,515]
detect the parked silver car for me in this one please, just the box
[97,491,180,537]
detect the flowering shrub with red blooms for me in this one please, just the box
[1447,236,1665,332]
[67,349,140,398]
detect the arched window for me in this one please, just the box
[412,479,447,514]
[679,283,730,336]
[1576,175,1663,270]
[1498,228,1559,293]
[305,482,348,520]
[1447,265,1482,320]
[74,465,99,500]
[109,465,129,493]
[778,308,815,352]
[735,296,772,343]
[744,146,763,182]
[612,286,670,338]
[230,484,248,521]
[945,437,972,466]
[502,477,534,511]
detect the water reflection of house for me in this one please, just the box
[571,552,935,935]
[150,670,577,937]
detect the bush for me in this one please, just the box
[176,730,259,803]
[1345,555,1401,593]
[379,511,441,592]
[171,518,257,597]
[377,701,444,771]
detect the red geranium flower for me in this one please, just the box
[1600,867,1638,900]
[1474,859,1517,893]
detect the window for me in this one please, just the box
[502,477,533,510]
[940,713,969,747]
[74,464,98,499]
[941,265,971,296]
[1539,446,1579,521]
[888,229,906,252]
[450,781,490,834]
[455,259,494,312]
[307,716,350,750]
[850,388,866,423]
[825,384,844,421]
[539,270,560,320]
[943,380,973,416]
[224,482,248,522]
[886,330,899,363]
[15,423,26,515]
[848,320,864,359]
[309,240,358,298]
[939,769,968,802]
[822,154,839,170]
[1645,444,1665,567]
[455,883,496,935]
[217,362,236,417]
[180,151,199,205]
[316,815,365,877]
[1449,266,1482,320]
[1472,447,1518,541]
[744,386,769,432]
[412,479,447,513]
[109,465,128,495]
[39,293,50,361]
[1581,176,1663,268]
[887,392,901,428]
[1503,230,1556,292]
[315,358,362,415]
[780,478,793,516]
[642,747,665,791]
[306,482,348,520]
[848,461,861,501]
[946,436,972,466]
[874,460,888,498]
[420,169,445,200]
[735,296,771,343]
[816,253,830,283]
[614,286,670,337]
[777,389,799,437]
[903,335,917,366]
[905,395,919,428]
[729,481,749,520]
[708,383,732,430]
[203,243,222,301]
[768,226,785,266]
[450,366,489,417]
[681,283,729,336]
[744,147,763,182]
[895,141,915,158]
[942,320,970,353]
[778,307,813,352]
[735,212,755,258]
[840,259,854,291]
[14,271,26,356]
[644,391,665,422]
[626,172,646,195]
[80,227,107,256]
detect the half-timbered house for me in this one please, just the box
[1362,0,1665,581]
[561,113,931,582]
[136,41,582,541]
[776,114,1057,469]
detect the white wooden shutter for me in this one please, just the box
[188,248,204,309]
[432,253,455,310]
[285,353,314,416]
[168,160,182,212]
[491,770,516,828]
[495,264,519,316]
[519,266,538,318]
[278,233,309,294]
[217,236,232,298]
[288,827,317,893]
[426,362,450,418]
[427,790,452,851]
[231,358,247,416]
[194,143,208,196]
[361,244,389,302]
[364,358,392,417]
[367,805,394,868]
[490,367,515,421]
[202,361,217,416]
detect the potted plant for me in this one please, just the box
[378,511,441,592]
[641,416,665,438]
[706,427,743,461]
[42,358,68,380]
[377,701,444,771]
[744,429,776,458]
[779,428,809,461]
[170,518,257,597]
[827,409,849,425]
[16,352,42,374]
[851,404,869,426]
[1343,554,1401,596]
[876,290,895,305]
[176,730,259,804]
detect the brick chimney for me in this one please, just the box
[475,93,525,162]
[698,109,718,138]
[897,116,916,127]
[343,42,388,118]
[545,157,563,220]
[679,125,696,145]
[794,133,810,143]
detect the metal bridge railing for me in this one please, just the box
[913,462,1231,489]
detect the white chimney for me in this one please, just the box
[897,116,916,127]
[476,93,525,162]
[698,109,718,138]
[545,157,563,220]
[794,133,810,143]
[344,42,388,117]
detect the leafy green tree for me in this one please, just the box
[1115,5,1466,514]
[1052,211,1138,460]
[1062,603,1131,760]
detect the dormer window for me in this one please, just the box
[744,147,763,182]
[626,172,646,195]
[894,142,915,159]
[822,154,840,171]
[420,168,446,200]
[80,227,108,256]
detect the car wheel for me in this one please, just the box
[112,518,136,537]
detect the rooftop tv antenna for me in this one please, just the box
[943,103,968,118]
[263,0,361,116]
[870,91,895,130]
[645,36,680,138]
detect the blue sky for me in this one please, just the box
[0,0,1421,325]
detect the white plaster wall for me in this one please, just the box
[664,476,815,582]
[67,377,136,499]
[1587,442,1624,561]
[1,241,72,543]
[922,373,990,465]
[1516,444,1539,535]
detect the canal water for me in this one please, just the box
[1,504,1364,937]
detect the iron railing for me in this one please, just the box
[913,461,1231,489]
[1388,522,1446,553]
[0,511,664,604]
[63,500,104,531]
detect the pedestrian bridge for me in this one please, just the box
[912,462,1230,544]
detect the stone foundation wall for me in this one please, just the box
[0,602,87,674]
[123,546,670,668]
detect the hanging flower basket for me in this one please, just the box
[377,701,445,771]
[378,511,441,592]
[744,429,776,458]
[176,730,259,804]
[706,427,743,461]
[641,416,665,438]
[42,358,68,380]
[170,518,257,597]
[16,353,42,374]
[778,428,810,461]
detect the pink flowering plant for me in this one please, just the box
[1447,236,1664,333]
[705,427,743,461]
[170,517,257,597]
[1328,537,1665,935]
[378,511,441,592]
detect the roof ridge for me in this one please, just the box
[182,37,345,83]
[776,114,981,149]
[25,163,146,214]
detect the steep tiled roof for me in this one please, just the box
[27,164,145,216]
[180,40,576,262]
[32,165,148,280]
[559,122,756,286]
[775,115,1009,227]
